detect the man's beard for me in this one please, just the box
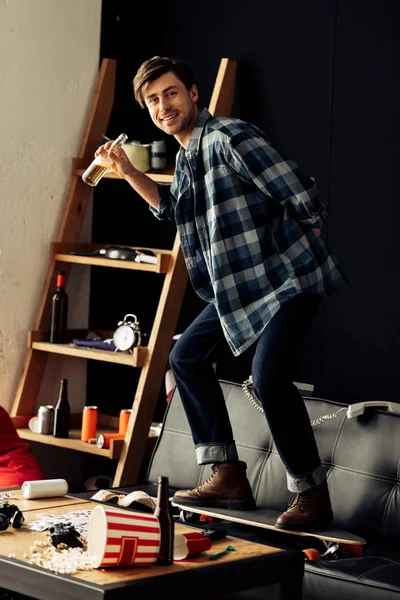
[160,104,196,135]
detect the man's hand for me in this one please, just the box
[95,141,161,210]
[95,141,137,179]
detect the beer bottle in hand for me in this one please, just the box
[53,379,70,438]
[82,133,128,187]
[154,475,174,565]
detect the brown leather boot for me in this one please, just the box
[172,461,256,510]
[275,481,333,530]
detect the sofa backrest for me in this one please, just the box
[148,380,400,543]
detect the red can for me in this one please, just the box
[81,406,98,442]
[119,409,132,435]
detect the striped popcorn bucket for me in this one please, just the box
[87,505,161,567]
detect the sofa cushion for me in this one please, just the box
[304,555,400,600]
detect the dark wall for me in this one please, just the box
[90,0,400,408]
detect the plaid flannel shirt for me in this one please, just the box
[151,108,347,356]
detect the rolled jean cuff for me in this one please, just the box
[286,463,326,493]
[195,442,239,465]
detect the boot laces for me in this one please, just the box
[289,491,310,512]
[194,464,219,493]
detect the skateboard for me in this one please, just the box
[172,502,366,561]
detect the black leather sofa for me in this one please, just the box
[146,379,400,599]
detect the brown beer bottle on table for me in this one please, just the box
[50,270,68,343]
[154,475,174,565]
[53,379,70,438]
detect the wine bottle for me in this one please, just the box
[53,379,70,438]
[154,475,174,566]
[50,270,68,343]
[82,133,128,186]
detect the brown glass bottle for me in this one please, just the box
[154,476,174,565]
[53,379,70,438]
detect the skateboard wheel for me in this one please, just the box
[200,514,215,524]
[342,544,364,557]
[179,510,201,524]
[302,548,321,561]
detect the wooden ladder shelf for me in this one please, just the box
[11,57,237,486]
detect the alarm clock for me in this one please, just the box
[113,314,142,352]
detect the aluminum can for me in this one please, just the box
[37,405,54,435]
[151,139,167,170]
[81,406,98,442]
[119,409,132,435]
[96,433,125,449]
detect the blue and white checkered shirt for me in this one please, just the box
[151,108,347,356]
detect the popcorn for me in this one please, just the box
[29,545,96,574]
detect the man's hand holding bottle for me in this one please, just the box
[95,142,138,180]
[90,137,161,210]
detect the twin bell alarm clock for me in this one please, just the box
[113,314,142,352]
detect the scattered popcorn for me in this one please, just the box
[29,545,96,574]
[34,540,49,547]
[8,554,16,559]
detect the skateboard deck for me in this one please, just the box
[172,502,366,547]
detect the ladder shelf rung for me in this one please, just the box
[72,158,174,183]
[17,426,159,459]
[52,243,171,273]
[29,330,147,367]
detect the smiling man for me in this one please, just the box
[143,71,199,143]
[96,56,347,530]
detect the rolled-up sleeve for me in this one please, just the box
[229,129,330,228]
[149,183,175,221]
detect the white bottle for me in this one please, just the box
[82,133,128,186]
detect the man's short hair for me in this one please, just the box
[133,56,195,108]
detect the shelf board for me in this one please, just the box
[72,158,174,184]
[52,243,171,274]
[29,331,147,367]
[103,168,174,184]
[17,427,159,459]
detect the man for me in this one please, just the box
[96,56,347,529]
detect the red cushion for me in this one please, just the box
[0,406,44,488]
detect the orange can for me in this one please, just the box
[81,406,98,442]
[96,433,125,449]
[119,409,132,435]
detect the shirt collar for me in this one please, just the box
[184,107,212,158]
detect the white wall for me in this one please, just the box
[0,0,102,412]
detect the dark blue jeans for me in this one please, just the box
[169,293,326,492]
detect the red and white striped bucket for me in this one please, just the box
[87,505,161,568]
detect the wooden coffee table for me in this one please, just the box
[0,492,304,599]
